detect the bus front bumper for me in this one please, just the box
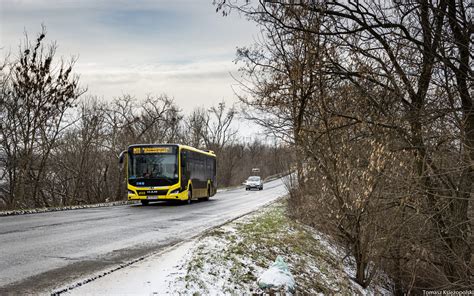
[127,188,187,201]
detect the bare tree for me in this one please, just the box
[217,0,473,291]
[0,28,83,208]
[185,107,209,148]
[204,101,238,153]
[50,98,108,205]
[211,102,238,185]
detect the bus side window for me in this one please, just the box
[181,151,186,169]
[213,158,216,177]
[189,152,195,177]
[206,158,211,179]
[181,150,189,188]
[197,153,201,179]
[199,154,205,177]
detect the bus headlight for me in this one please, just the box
[128,190,135,195]
[170,189,180,194]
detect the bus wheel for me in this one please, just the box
[187,188,192,204]
[141,200,149,206]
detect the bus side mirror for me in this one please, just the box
[118,150,127,164]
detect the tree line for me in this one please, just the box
[217,0,473,293]
[0,28,290,210]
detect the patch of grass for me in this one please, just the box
[177,199,374,295]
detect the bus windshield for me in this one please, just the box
[128,153,178,181]
[128,148,179,186]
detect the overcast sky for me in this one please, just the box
[0,0,262,137]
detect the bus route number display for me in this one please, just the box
[132,147,172,154]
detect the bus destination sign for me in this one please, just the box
[132,147,172,154]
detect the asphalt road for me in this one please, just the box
[0,178,287,294]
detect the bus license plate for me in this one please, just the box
[147,196,158,200]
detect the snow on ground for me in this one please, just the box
[62,241,195,295]
[61,199,393,295]
[0,200,138,216]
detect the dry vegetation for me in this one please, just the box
[217,0,473,293]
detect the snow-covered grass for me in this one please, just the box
[168,199,392,295]
[0,200,138,217]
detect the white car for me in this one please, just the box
[245,176,263,191]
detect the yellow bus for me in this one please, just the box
[119,144,217,205]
